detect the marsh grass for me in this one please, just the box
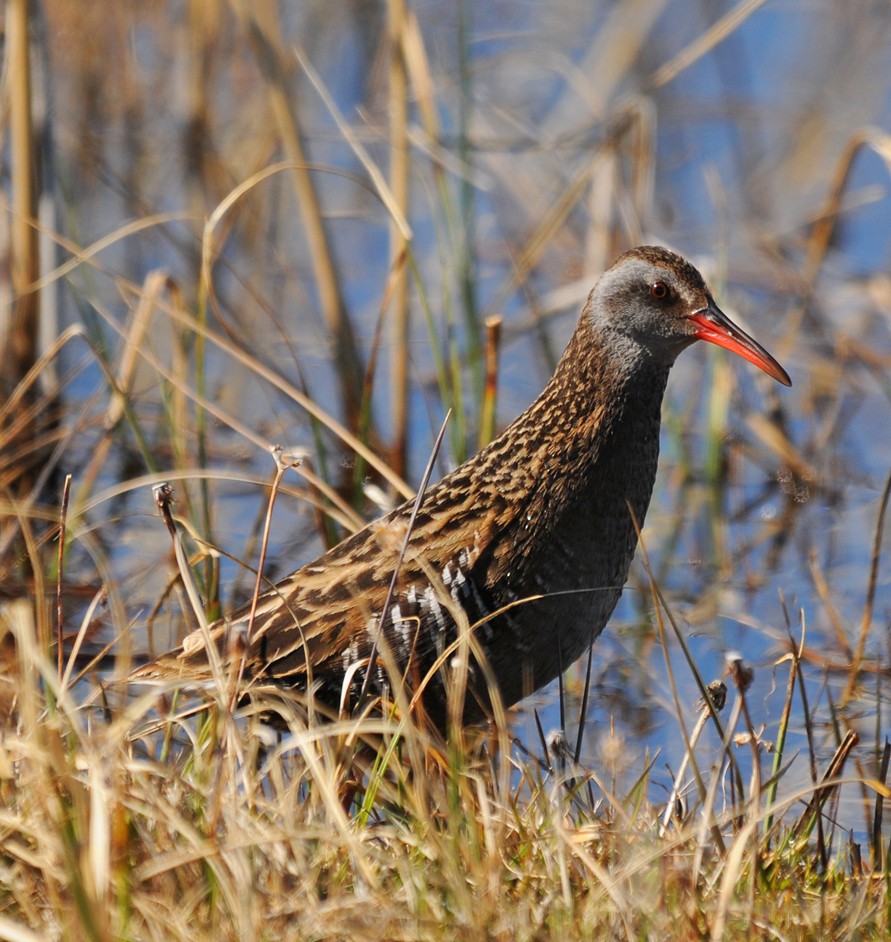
[1,548,889,940]
[2,1,891,939]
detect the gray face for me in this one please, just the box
[586,246,713,366]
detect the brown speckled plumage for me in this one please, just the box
[133,246,790,728]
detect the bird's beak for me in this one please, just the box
[689,300,791,387]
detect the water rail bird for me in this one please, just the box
[133,246,791,729]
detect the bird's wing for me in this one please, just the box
[131,478,511,692]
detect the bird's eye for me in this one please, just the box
[650,281,670,301]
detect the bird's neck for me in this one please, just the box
[478,314,671,587]
[517,314,670,478]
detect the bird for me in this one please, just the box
[132,246,791,730]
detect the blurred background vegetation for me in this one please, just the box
[2,0,891,837]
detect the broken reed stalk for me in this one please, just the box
[478,315,502,449]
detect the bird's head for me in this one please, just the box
[588,245,791,386]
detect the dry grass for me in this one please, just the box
[0,583,888,940]
[2,1,891,939]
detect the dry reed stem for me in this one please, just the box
[842,465,891,706]
[387,0,412,478]
[4,0,40,387]
[478,315,502,449]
